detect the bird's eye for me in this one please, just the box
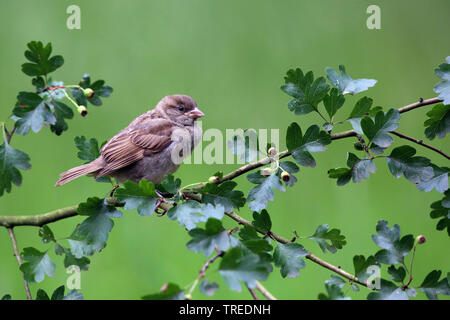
[177,105,185,112]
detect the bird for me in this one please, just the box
[55,94,204,186]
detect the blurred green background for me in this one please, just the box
[0,0,449,300]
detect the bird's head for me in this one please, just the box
[156,94,204,126]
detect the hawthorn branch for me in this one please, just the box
[255,281,277,300]
[7,228,32,300]
[186,250,224,299]
[247,286,259,300]
[390,131,450,160]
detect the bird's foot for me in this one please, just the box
[154,190,169,217]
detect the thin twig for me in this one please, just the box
[255,281,277,300]
[397,97,442,114]
[7,228,32,300]
[247,286,259,300]
[391,131,450,160]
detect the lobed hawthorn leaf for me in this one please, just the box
[367,279,409,300]
[186,218,238,257]
[252,209,272,233]
[346,96,377,134]
[326,65,377,95]
[239,225,261,241]
[309,224,346,254]
[371,220,414,265]
[36,289,50,300]
[19,247,55,283]
[63,290,84,300]
[156,174,181,195]
[167,201,225,230]
[48,101,73,136]
[388,265,406,284]
[323,88,345,120]
[38,225,55,243]
[246,172,285,212]
[433,56,450,105]
[21,41,64,77]
[68,197,122,258]
[54,243,90,271]
[273,242,308,278]
[36,286,69,300]
[415,165,449,193]
[12,92,56,135]
[419,270,450,300]
[353,255,378,285]
[74,136,101,162]
[1,294,12,300]
[429,190,450,236]
[199,279,219,297]
[286,122,331,168]
[318,283,351,300]
[424,104,450,140]
[142,283,184,300]
[328,152,376,186]
[325,275,346,289]
[218,246,273,292]
[386,145,434,184]
[70,73,113,107]
[0,140,31,197]
[239,238,273,259]
[115,180,159,216]
[200,181,246,212]
[281,68,330,115]
[361,109,401,148]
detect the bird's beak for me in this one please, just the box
[187,108,205,119]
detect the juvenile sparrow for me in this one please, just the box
[55,94,204,186]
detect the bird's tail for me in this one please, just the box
[55,160,103,186]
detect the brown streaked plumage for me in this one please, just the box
[55,94,204,186]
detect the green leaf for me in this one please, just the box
[199,279,219,297]
[388,265,406,283]
[49,101,73,136]
[361,109,401,148]
[1,294,11,300]
[326,65,377,95]
[13,92,56,135]
[219,246,272,292]
[416,165,449,193]
[55,245,90,270]
[186,218,237,257]
[424,104,450,140]
[36,289,50,300]
[74,136,101,162]
[239,225,261,241]
[353,255,378,284]
[19,247,55,283]
[318,282,351,300]
[386,146,434,184]
[51,286,65,300]
[247,172,285,212]
[328,152,376,186]
[433,56,450,105]
[38,225,55,243]
[325,275,346,289]
[308,224,346,254]
[21,41,64,76]
[0,140,31,196]
[68,197,122,258]
[69,74,113,107]
[347,96,374,134]
[367,279,409,300]
[429,190,450,235]
[281,68,330,115]
[323,88,345,119]
[63,290,83,300]
[273,243,308,278]
[252,209,272,233]
[115,180,158,216]
[142,283,184,300]
[371,220,414,265]
[167,201,225,230]
[420,270,450,300]
[200,181,245,212]
[156,174,181,195]
[286,123,331,167]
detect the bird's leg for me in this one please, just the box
[154,190,169,217]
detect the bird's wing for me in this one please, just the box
[96,117,174,177]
